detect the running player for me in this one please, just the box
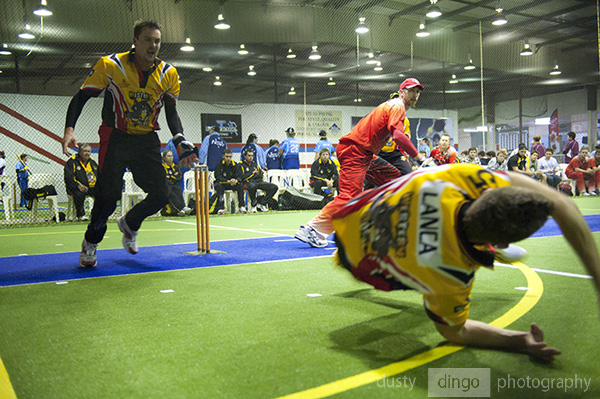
[62,20,198,267]
[333,164,600,361]
[295,78,424,247]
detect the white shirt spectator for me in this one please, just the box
[487,157,508,172]
[539,156,559,174]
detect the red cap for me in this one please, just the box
[399,78,424,91]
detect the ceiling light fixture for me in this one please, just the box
[214,12,230,30]
[18,24,35,40]
[180,37,194,52]
[354,98,362,103]
[0,43,11,56]
[213,76,222,86]
[492,8,507,25]
[366,52,378,65]
[416,22,430,37]
[520,42,533,56]
[426,0,442,18]
[374,61,383,71]
[286,48,296,59]
[288,87,296,95]
[355,17,369,34]
[33,0,52,16]
[449,74,458,84]
[238,44,248,55]
[549,62,561,76]
[464,54,476,70]
[247,65,256,76]
[308,44,321,60]
[327,77,336,86]
[202,67,213,72]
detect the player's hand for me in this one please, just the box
[525,323,561,362]
[62,127,78,156]
[173,133,198,168]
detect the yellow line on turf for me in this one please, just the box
[0,356,17,399]
[276,262,543,399]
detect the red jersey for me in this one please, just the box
[566,156,594,173]
[430,146,458,165]
[341,98,407,154]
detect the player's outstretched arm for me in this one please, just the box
[435,320,561,362]
[508,172,600,298]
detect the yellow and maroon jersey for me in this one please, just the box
[332,164,511,326]
[81,51,180,135]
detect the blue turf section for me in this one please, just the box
[0,236,336,287]
[1,214,599,288]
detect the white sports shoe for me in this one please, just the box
[257,204,269,212]
[239,206,247,214]
[117,216,138,254]
[79,239,97,268]
[494,244,527,263]
[250,206,258,213]
[217,209,225,215]
[294,225,328,248]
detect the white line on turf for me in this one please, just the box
[495,262,592,279]
[165,219,290,236]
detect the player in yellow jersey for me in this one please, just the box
[333,164,600,362]
[62,20,198,268]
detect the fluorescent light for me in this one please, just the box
[416,23,430,37]
[449,74,458,84]
[214,13,230,30]
[492,9,507,25]
[464,56,476,70]
[374,62,383,71]
[426,0,442,19]
[520,43,533,56]
[33,0,52,16]
[476,125,488,132]
[308,45,321,60]
[19,24,35,40]
[286,48,296,59]
[247,65,256,76]
[549,64,561,75]
[355,17,369,34]
[0,44,10,56]
[327,77,336,86]
[214,76,222,86]
[238,44,248,55]
[180,38,194,52]
[202,67,213,72]
[288,87,296,95]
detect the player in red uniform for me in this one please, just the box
[429,132,458,165]
[295,79,424,247]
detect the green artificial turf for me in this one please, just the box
[1,205,599,398]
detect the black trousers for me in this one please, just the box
[85,129,168,244]
[214,182,245,205]
[310,180,338,197]
[378,150,413,176]
[243,181,278,207]
[69,187,95,217]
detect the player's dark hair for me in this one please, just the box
[486,151,496,157]
[269,139,279,146]
[223,148,233,155]
[545,148,554,154]
[462,187,553,245]
[133,20,162,38]
[319,148,330,156]
[567,131,576,140]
